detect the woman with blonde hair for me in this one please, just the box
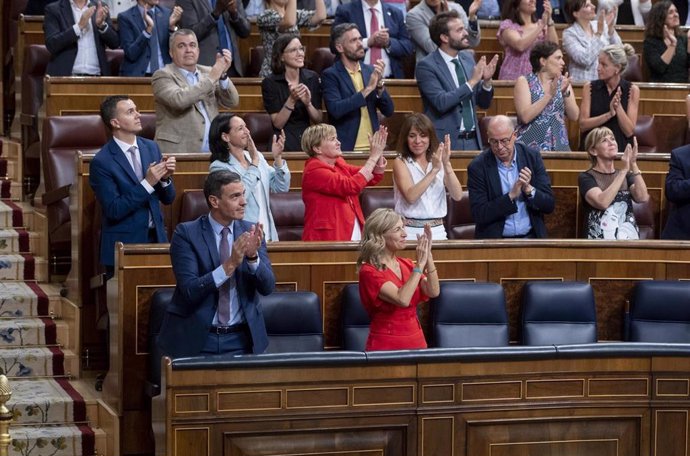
[357,208,440,351]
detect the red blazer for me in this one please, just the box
[301,157,384,241]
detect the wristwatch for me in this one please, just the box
[377,80,385,89]
[527,187,536,198]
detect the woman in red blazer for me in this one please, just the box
[301,124,388,241]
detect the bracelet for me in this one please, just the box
[562,89,571,98]
[426,268,437,274]
[219,72,228,81]
[246,255,259,262]
[629,171,642,178]
[284,104,294,111]
[412,267,423,274]
[547,20,555,27]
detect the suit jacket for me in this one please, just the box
[674,0,689,24]
[662,144,690,239]
[406,0,480,63]
[177,0,251,75]
[467,142,555,239]
[157,216,275,358]
[117,4,172,76]
[152,63,239,154]
[321,60,394,151]
[88,137,176,266]
[333,0,413,79]
[416,49,494,150]
[43,0,120,76]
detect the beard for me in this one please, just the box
[343,47,365,62]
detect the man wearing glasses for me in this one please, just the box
[467,115,555,239]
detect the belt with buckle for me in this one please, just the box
[503,229,534,239]
[404,217,444,228]
[458,130,476,140]
[209,323,248,334]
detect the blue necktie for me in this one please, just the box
[147,8,160,72]
[210,0,232,51]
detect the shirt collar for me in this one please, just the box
[363,0,382,15]
[439,48,459,63]
[177,66,199,80]
[113,136,137,154]
[208,213,233,236]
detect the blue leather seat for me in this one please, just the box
[521,281,597,346]
[340,284,370,351]
[628,281,690,343]
[430,281,508,347]
[262,291,324,353]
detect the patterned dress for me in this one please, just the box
[497,19,547,80]
[257,9,315,78]
[516,73,571,151]
[578,169,639,239]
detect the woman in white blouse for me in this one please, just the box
[392,113,463,240]
[562,0,621,82]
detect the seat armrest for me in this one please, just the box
[20,113,36,126]
[42,184,71,206]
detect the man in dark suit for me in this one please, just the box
[416,10,497,151]
[662,143,690,239]
[177,0,251,76]
[467,115,555,239]
[43,0,120,76]
[89,95,176,278]
[157,170,276,357]
[322,23,394,152]
[332,0,413,78]
[117,0,183,76]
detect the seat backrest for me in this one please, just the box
[262,291,324,353]
[269,191,305,241]
[634,115,657,153]
[140,112,157,140]
[21,44,50,122]
[246,46,264,77]
[360,188,394,219]
[430,281,509,347]
[179,190,207,223]
[445,191,475,239]
[521,281,598,346]
[106,48,124,76]
[308,47,335,75]
[147,287,174,396]
[340,284,370,351]
[243,112,273,152]
[629,281,690,343]
[633,199,655,239]
[622,54,643,82]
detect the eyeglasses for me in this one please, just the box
[488,137,513,148]
[285,46,307,54]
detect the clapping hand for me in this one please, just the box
[482,54,499,82]
[271,129,286,161]
[664,25,678,48]
[368,125,388,162]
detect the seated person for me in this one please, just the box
[357,208,440,351]
[579,128,649,239]
[662,142,690,239]
[209,113,289,242]
[643,1,690,83]
[301,124,387,241]
[393,113,463,240]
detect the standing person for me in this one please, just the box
[262,34,323,152]
[579,128,649,239]
[357,209,440,351]
[578,44,639,152]
[89,95,176,279]
[152,29,239,155]
[322,23,394,152]
[561,0,621,82]
[118,0,183,76]
[662,143,690,239]
[496,0,558,80]
[257,0,326,77]
[209,113,289,242]
[393,113,463,240]
[643,1,690,83]
[415,10,498,151]
[43,0,120,76]
[514,42,579,151]
[177,0,251,76]
[157,170,275,357]
[332,0,414,79]
[301,124,387,241]
[467,115,555,239]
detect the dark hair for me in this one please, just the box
[396,113,439,162]
[501,0,536,25]
[209,113,240,163]
[100,95,130,131]
[204,170,242,207]
[271,33,301,75]
[564,0,587,23]
[330,23,359,55]
[646,1,677,39]
[530,41,560,72]
[429,10,461,47]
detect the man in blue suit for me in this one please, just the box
[117,0,183,76]
[332,0,413,78]
[322,23,394,152]
[662,144,690,239]
[467,115,555,239]
[157,170,275,357]
[416,10,498,151]
[89,95,176,278]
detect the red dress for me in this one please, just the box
[358,257,428,351]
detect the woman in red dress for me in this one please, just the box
[356,208,440,351]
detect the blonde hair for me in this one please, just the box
[301,124,337,157]
[600,43,635,73]
[584,127,616,165]
[356,208,402,271]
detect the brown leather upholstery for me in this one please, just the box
[308,47,335,75]
[360,188,394,219]
[42,115,108,274]
[179,190,207,223]
[243,112,273,152]
[270,191,305,241]
[380,112,408,151]
[622,54,643,83]
[445,191,475,239]
[106,49,124,76]
[246,46,264,77]
[633,199,656,240]
[634,115,657,153]
[140,112,157,141]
